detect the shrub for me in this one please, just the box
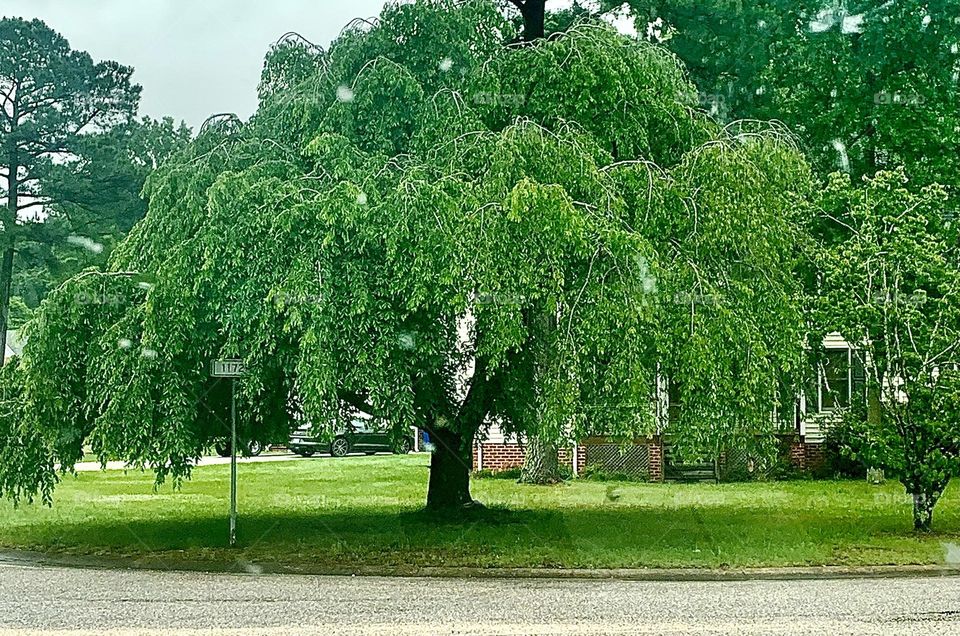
[823,409,870,479]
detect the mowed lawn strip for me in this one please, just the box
[0,454,957,569]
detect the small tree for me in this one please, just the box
[817,169,960,531]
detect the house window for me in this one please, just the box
[819,348,851,411]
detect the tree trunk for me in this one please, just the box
[520,434,560,484]
[910,480,947,532]
[425,427,474,510]
[912,492,937,532]
[0,247,12,360]
[867,384,882,426]
[2,127,20,361]
[519,302,562,484]
[520,0,546,41]
[510,0,546,42]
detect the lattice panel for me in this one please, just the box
[722,446,754,477]
[720,442,790,481]
[585,443,650,478]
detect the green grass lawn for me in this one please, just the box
[1,454,958,570]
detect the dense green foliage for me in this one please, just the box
[10,116,192,311]
[0,17,137,352]
[616,0,960,187]
[1,0,813,508]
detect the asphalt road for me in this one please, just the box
[2,563,960,635]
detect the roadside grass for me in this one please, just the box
[0,454,958,570]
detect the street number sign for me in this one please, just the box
[211,359,245,378]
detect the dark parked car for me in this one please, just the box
[289,419,414,457]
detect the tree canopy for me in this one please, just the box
[10,115,192,315]
[0,0,813,509]
[616,0,960,188]
[816,169,960,530]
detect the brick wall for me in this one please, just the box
[474,442,526,472]
[787,441,826,473]
[475,437,822,480]
[789,441,806,471]
[804,442,826,473]
[473,442,583,474]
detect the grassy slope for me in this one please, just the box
[0,454,958,569]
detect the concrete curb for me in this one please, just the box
[2,548,959,581]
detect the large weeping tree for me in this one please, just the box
[0,0,812,511]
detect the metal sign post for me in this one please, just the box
[211,359,245,547]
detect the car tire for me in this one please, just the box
[215,441,231,457]
[300,448,315,457]
[395,438,413,454]
[330,437,350,457]
[248,441,265,456]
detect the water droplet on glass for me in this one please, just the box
[118,338,133,350]
[66,235,103,254]
[142,348,158,360]
[336,85,354,103]
[831,139,850,173]
[439,57,453,72]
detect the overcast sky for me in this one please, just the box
[2,0,390,130]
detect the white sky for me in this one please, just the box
[2,0,390,129]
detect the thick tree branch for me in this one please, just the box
[454,356,494,436]
[507,0,546,42]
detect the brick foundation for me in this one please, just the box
[475,437,823,480]
[648,440,664,482]
[473,441,583,474]
[788,440,825,473]
[789,441,806,471]
[804,442,826,472]
[474,442,526,472]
